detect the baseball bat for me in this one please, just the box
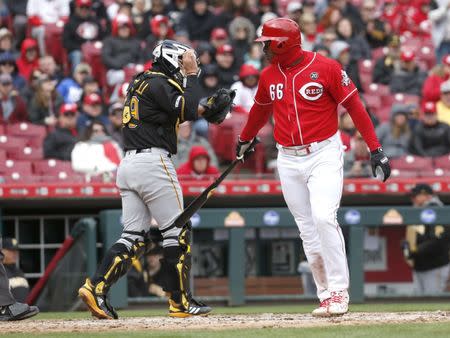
[173,138,260,228]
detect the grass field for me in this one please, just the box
[1,302,450,337]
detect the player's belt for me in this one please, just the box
[125,148,172,157]
[278,139,331,156]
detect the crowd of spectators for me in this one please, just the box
[0,0,450,182]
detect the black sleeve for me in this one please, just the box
[150,75,201,122]
[410,125,426,156]
[43,133,57,159]
[62,22,80,52]
[182,75,202,121]
[411,238,446,258]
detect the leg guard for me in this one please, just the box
[159,223,211,316]
[159,223,192,310]
[79,232,148,320]
[91,235,147,296]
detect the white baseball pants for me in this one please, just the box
[277,132,349,301]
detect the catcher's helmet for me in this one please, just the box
[152,40,194,82]
[255,18,301,54]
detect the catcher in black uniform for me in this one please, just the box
[78,40,235,319]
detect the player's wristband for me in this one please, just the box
[370,147,384,155]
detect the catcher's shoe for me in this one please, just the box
[0,302,39,321]
[78,278,118,320]
[168,298,212,318]
[327,290,349,316]
[311,298,332,317]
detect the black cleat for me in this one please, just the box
[0,302,39,321]
[169,298,212,318]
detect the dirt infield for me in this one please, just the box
[1,311,450,333]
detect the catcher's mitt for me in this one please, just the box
[200,88,236,124]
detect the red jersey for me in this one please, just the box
[240,51,380,151]
[253,51,356,146]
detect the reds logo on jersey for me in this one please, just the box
[299,82,324,101]
[341,70,351,87]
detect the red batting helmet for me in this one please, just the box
[255,18,301,54]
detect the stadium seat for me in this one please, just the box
[401,37,423,54]
[366,83,391,98]
[371,47,387,61]
[392,93,420,106]
[209,113,270,173]
[123,64,144,83]
[209,114,248,161]
[82,41,106,88]
[390,155,433,171]
[33,159,73,175]
[433,155,450,170]
[359,59,374,76]
[363,94,382,112]
[0,159,33,177]
[359,59,375,92]
[7,123,47,138]
[41,172,85,183]
[416,45,436,70]
[0,135,29,155]
[9,147,44,161]
[390,169,420,178]
[0,149,5,162]
[6,123,47,148]
[44,23,69,73]
[375,105,392,122]
[0,124,5,134]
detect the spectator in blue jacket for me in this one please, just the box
[57,63,92,104]
[0,52,26,91]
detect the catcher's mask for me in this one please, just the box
[152,40,199,83]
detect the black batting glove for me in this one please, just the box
[370,148,391,182]
[236,136,254,161]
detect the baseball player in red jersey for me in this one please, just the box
[236,18,391,316]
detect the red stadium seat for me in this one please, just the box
[9,147,44,161]
[123,64,144,83]
[0,160,33,176]
[209,113,270,173]
[0,135,29,155]
[44,23,68,72]
[401,37,423,54]
[390,169,420,178]
[33,159,73,175]
[392,93,420,106]
[6,123,47,148]
[41,172,85,183]
[359,59,375,75]
[359,59,375,92]
[371,47,387,61]
[363,94,382,112]
[416,45,436,71]
[3,175,42,183]
[433,154,450,170]
[375,105,392,122]
[390,155,433,171]
[82,41,106,88]
[7,123,47,138]
[209,114,248,161]
[366,83,391,98]
[0,124,5,134]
